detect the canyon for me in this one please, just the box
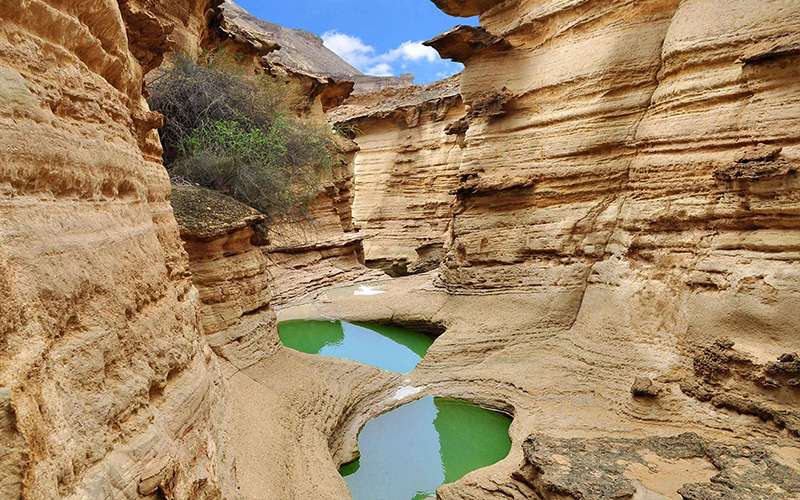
[1,0,799,499]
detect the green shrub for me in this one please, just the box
[148,54,335,220]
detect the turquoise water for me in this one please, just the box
[342,397,512,500]
[277,320,513,499]
[278,320,433,373]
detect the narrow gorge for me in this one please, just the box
[1,0,799,499]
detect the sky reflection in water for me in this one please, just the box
[278,321,512,500]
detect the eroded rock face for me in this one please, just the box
[431,0,800,301]
[517,432,800,499]
[265,148,387,304]
[680,338,800,438]
[213,0,412,113]
[330,77,465,275]
[0,1,235,498]
[409,0,800,496]
[194,3,391,303]
[172,185,279,369]
[261,0,800,498]
[121,0,223,73]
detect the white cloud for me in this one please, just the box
[366,62,394,76]
[321,31,375,68]
[322,30,449,78]
[380,41,439,64]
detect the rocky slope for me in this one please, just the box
[0,1,235,498]
[213,0,412,113]
[330,77,465,275]
[218,1,414,95]
[202,3,392,304]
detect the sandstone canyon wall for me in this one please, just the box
[207,1,390,304]
[425,0,800,374]
[0,1,235,498]
[330,78,465,275]
[2,0,799,499]
[281,0,800,497]
[171,186,279,370]
[420,0,800,495]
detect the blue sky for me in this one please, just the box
[234,0,477,83]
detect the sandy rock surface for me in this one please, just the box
[3,0,800,499]
[251,0,800,498]
[331,78,466,275]
[277,271,800,499]
[0,1,235,498]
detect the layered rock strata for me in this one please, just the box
[172,185,279,369]
[260,0,800,498]
[195,2,392,303]
[360,0,800,496]
[280,270,800,500]
[213,0,412,114]
[427,0,800,302]
[120,0,224,73]
[0,1,234,497]
[330,77,466,275]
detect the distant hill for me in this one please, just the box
[222,1,413,92]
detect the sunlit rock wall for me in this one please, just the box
[429,0,800,311]
[208,2,390,303]
[331,78,465,275]
[0,1,235,497]
[265,145,387,304]
[422,1,800,494]
[121,0,223,73]
[172,185,280,371]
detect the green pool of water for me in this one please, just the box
[278,320,512,498]
[278,320,434,373]
[341,396,512,500]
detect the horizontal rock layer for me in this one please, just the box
[0,1,234,497]
[417,0,800,496]
[172,185,279,370]
[267,182,386,304]
[262,0,800,498]
[333,78,465,275]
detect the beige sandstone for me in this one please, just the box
[3,0,800,499]
[171,185,278,369]
[201,3,393,303]
[264,0,800,498]
[330,78,465,275]
[0,0,235,498]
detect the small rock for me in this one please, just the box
[631,377,662,398]
[138,455,175,496]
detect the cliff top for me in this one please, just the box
[328,75,461,124]
[220,1,413,93]
[221,1,360,77]
[172,184,266,239]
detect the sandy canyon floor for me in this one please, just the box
[222,271,800,499]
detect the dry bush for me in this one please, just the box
[148,54,335,220]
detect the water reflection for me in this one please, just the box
[278,320,433,373]
[342,397,512,500]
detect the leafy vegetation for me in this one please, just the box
[148,55,335,220]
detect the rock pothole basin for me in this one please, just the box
[278,320,433,373]
[341,396,512,500]
[277,320,513,499]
